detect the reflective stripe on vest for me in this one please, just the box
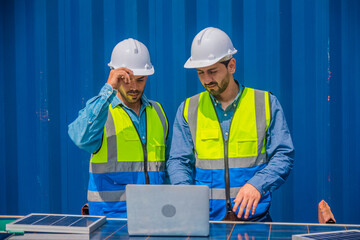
[212,187,241,199]
[149,100,168,140]
[195,152,267,169]
[90,161,165,173]
[88,190,126,202]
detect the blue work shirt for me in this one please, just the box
[68,83,170,158]
[166,83,294,196]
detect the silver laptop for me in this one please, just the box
[126,184,209,236]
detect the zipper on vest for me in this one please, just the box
[210,99,232,212]
[142,142,150,184]
[143,110,150,184]
[223,140,232,211]
[123,108,150,184]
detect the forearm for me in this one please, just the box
[167,155,195,185]
[247,95,295,195]
[68,84,116,153]
[247,146,294,195]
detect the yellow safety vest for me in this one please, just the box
[184,87,271,163]
[90,101,168,169]
[184,87,271,220]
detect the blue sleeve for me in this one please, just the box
[68,84,117,153]
[166,102,196,185]
[165,134,171,161]
[247,94,295,195]
[163,133,172,184]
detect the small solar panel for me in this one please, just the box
[292,230,360,240]
[6,214,106,234]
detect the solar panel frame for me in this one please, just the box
[292,229,360,240]
[5,213,106,234]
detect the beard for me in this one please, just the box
[204,74,230,96]
[119,89,142,104]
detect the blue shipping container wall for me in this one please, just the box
[0,0,359,224]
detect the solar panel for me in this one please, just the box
[292,230,360,240]
[5,214,106,234]
[3,215,360,239]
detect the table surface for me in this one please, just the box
[1,216,360,240]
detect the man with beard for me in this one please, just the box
[167,27,294,222]
[68,39,169,218]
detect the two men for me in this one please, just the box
[167,27,294,221]
[68,39,168,218]
[69,27,294,221]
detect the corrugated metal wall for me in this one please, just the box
[1,0,359,223]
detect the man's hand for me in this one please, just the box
[232,183,261,219]
[106,67,133,90]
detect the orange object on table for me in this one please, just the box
[318,200,336,224]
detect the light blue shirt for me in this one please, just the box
[166,83,295,196]
[68,83,170,158]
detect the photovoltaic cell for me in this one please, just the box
[70,218,97,227]
[14,215,47,225]
[52,216,83,226]
[292,230,360,240]
[33,215,66,225]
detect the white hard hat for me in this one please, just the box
[184,27,237,69]
[108,38,154,76]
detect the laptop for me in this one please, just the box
[126,184,209,236]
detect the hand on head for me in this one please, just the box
[107,67,134,90]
